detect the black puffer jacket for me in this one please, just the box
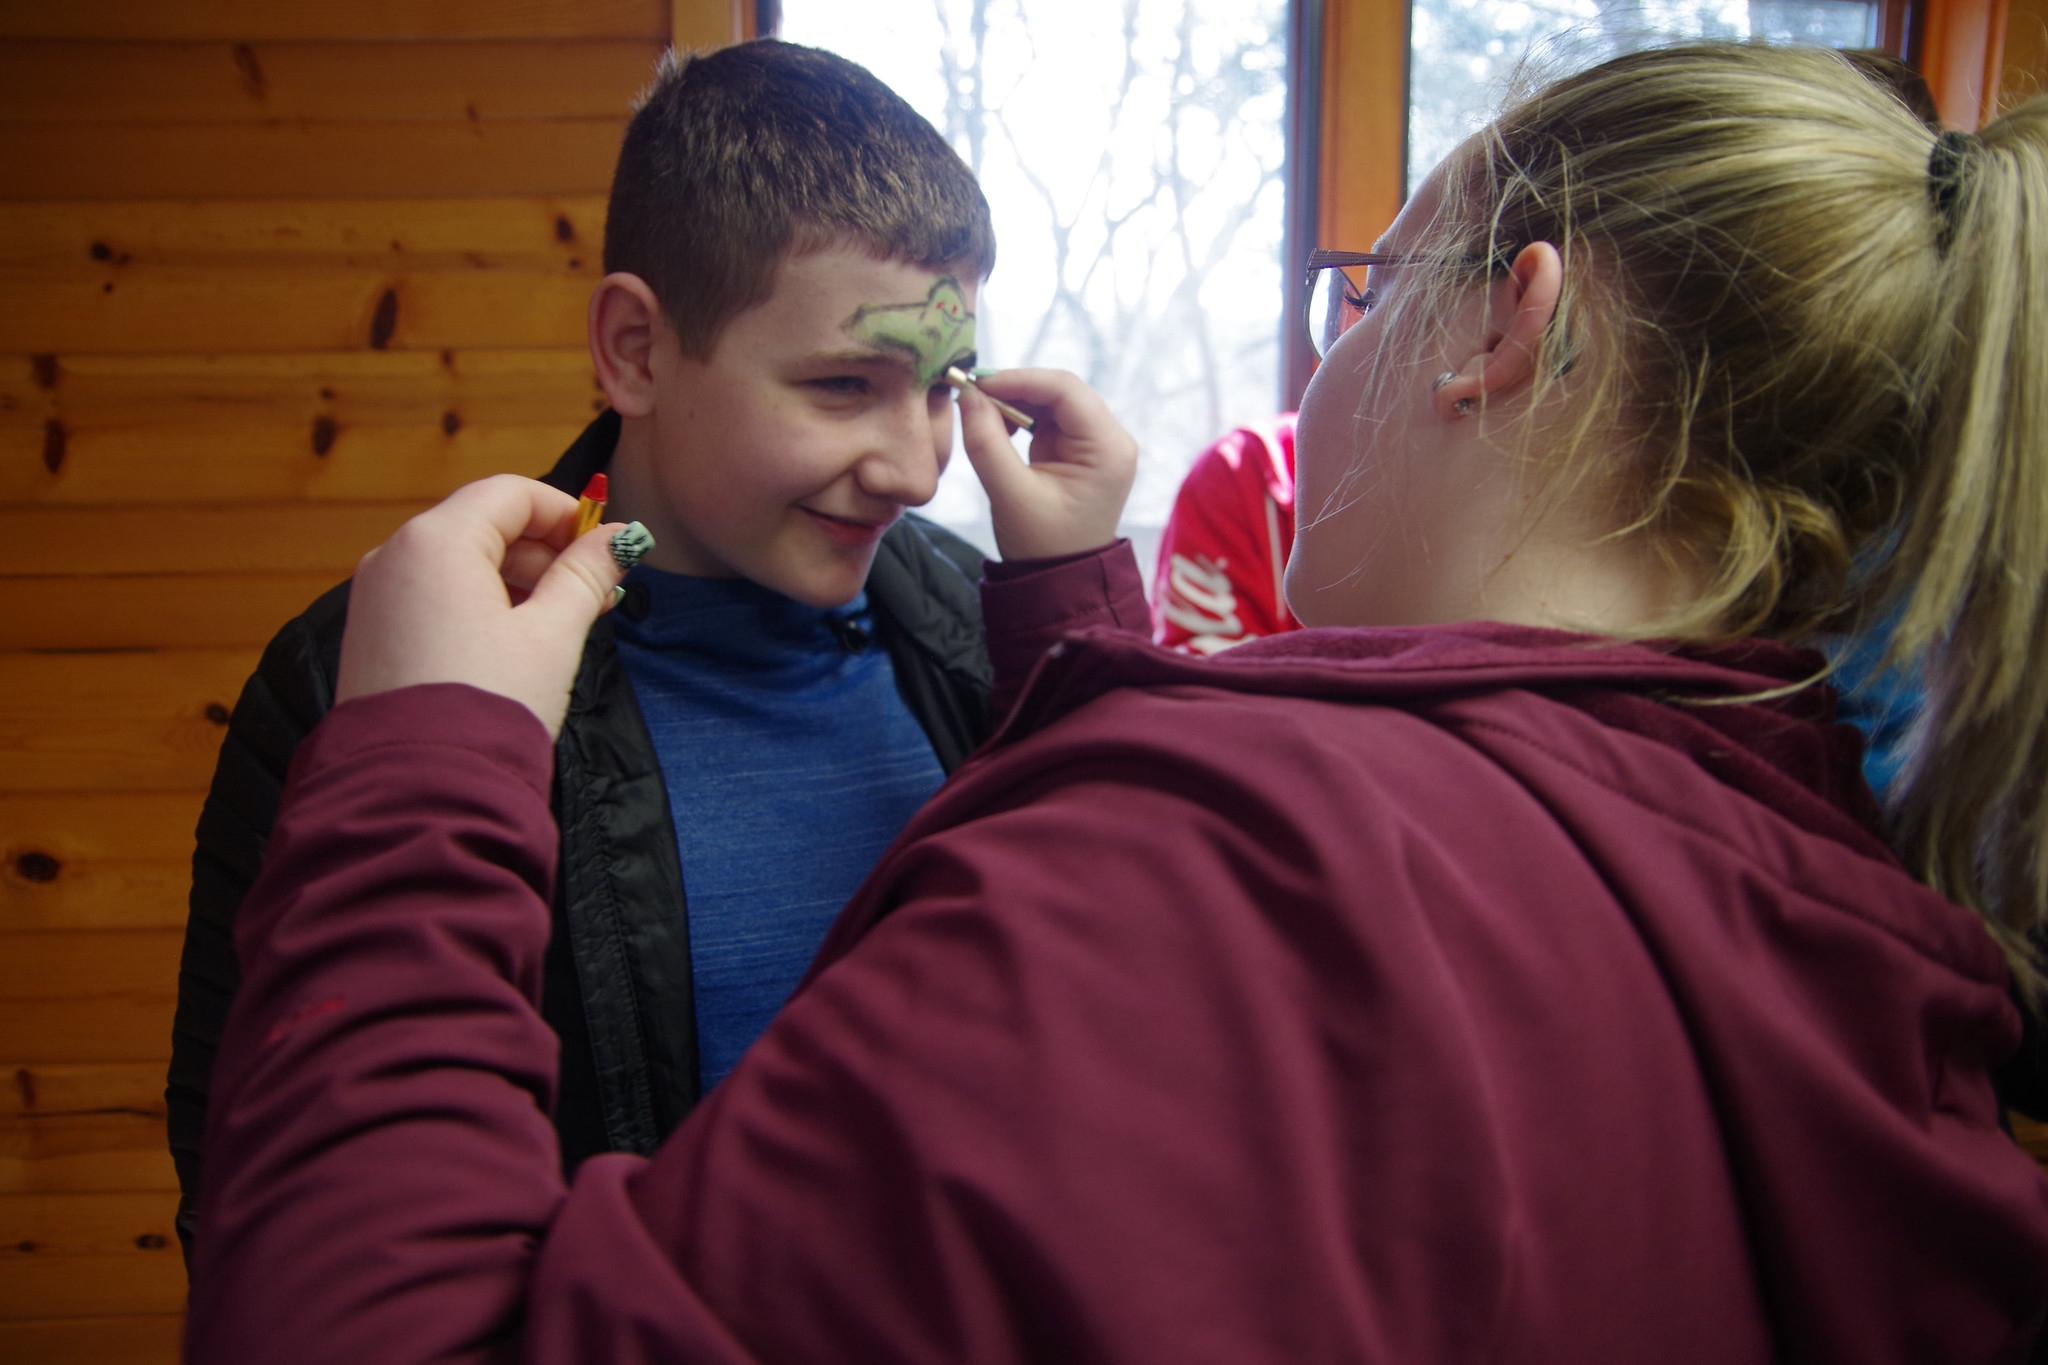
[168,413,995,1254]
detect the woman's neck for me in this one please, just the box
[1439,515,1710,635]
[1290,445,1711,636]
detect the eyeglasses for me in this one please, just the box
[1303,249,1426,360]
[1303,247,1513,359]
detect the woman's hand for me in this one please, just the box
[336,474,641,739]
[957,368,1138,561]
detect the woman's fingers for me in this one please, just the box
[522,521,634,629]
[500,538,559,595]
[972,369,1131,461]
[336,476,640,739]
[414,474,582,573]
[958,368,1137,561]
[957,383,1032,501]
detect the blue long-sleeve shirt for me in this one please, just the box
[612,569,946,1089]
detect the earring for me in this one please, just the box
[1431,371,1458,392]
[1452,397,1475,417]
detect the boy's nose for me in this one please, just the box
[855,401,943,506]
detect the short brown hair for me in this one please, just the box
[603,40,997,357]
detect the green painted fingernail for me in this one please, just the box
[611,584,627,610]
[610,521,654,570]
[971,366,1000,380]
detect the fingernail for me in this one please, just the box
[611,521,654,570]
[610,584,627,611]
[971,366,1000,380]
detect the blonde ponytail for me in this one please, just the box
[1429,45,2048,987]
[1886,101,2048,988]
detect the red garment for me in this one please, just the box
[190,608,2048,1362]
[1151,417,1298,653]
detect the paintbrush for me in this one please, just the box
[944,366,1035,432]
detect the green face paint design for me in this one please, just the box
[845,277,975,390]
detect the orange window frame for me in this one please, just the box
[1284,0,2020,402]
[1313,0,2010,238]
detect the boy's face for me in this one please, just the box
[607,247,978,607]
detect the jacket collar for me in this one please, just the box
[866,517,990,687]
[539,409,621,496]
[997,620,1890,858]
[999,622,1819,738]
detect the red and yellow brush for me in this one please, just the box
[573,472,608,537]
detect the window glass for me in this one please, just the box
[780,0,1288,566]
[1410,0,1881,194]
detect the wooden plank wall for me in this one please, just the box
[0,1,2042,1360]
[0,3,738,1359]
[2005,0,2048,104]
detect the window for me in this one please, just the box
[771,0,1959,551]
[1295,0,1922,400]
[779,0,1290,569]
[1410,0,1888,194]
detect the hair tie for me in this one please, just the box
[1927,129,1977,251]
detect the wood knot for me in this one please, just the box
[42,420,65,474]
[13,852,59,883]
[89,241,112,261]
[311,415,337,456]
[232,43,266,100]
[204,703,233,727]
[369,288,398,350]
[134,1234,169,1251]
[554,215,575,243]
[441,410,462,436]
[30,354,57,389]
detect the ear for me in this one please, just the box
[588,273,666,418]
[1430,242,1563,419]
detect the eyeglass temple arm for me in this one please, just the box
[1304,249,1388,285]
[1305,246,1517,283]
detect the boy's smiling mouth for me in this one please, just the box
[800,505,898,547]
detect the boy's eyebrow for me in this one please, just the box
[801,346,980,375]
[802,345,913,369]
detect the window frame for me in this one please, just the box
[730,0,2005,406]
[1280,0,2008,408]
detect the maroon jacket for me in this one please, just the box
[188,612,2048,1362]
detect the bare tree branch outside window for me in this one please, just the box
[782,0,1288,560]
[1408,0,1879,196]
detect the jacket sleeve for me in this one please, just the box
[167,581,348,1259]
[186,678,1492,1365]
[187,686,803,1365]
[980,540,1149,721]
[184,685,583,1364]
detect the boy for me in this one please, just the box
[168,40,1142,1256]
